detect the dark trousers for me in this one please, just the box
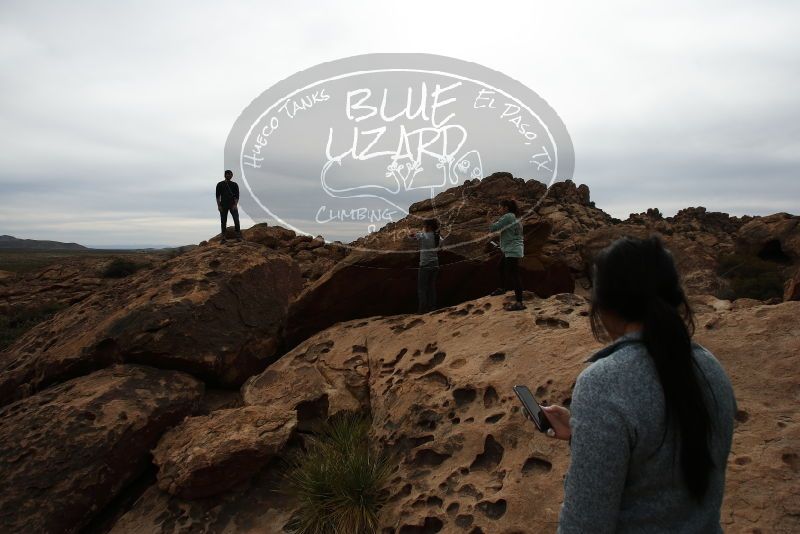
[418,266,439,313]
[219,206,241,237]
[500,256,523,302]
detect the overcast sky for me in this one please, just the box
[1,0,798,247]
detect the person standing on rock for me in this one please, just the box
[409,218,441,313]
[216,170,242,243]
[542,237,736,533]
[490,199,525,310]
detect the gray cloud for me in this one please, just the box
[0,0,798,246]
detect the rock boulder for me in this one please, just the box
[0,364,203,533]
[736,213,800,261]
[242,322,373,424]
[240,223,349,286]
[104,294,800,533]
[153,406,296,499]
[0,243,301,406]
[286,224,573,348]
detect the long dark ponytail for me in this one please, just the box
[589,236,714,502]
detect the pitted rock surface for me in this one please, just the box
[153,406,296,499]
[115,294,799,533]
[0,364,203,533]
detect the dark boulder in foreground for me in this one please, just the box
[109,464,297,534]
[0,364,203,533]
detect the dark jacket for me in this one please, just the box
[216,180,239,208]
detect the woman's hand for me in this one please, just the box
[542,405,572,440]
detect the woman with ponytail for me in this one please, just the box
[542,236,736,533]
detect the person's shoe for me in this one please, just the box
[507,301,527,311]
[235,233,243,242]
[490,288,506,296]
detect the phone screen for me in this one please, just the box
[513,385,551,432]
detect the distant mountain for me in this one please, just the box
[0,235,87,250]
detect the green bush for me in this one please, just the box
[101,257,144,278]
[283,413,393,534]
[717,253,785,301]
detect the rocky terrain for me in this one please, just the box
[0,244,301,405]
[0,251,178,323]
[104,293,800,533]
[287,174,799,344]
[0,173,798,533]
[0,365,203,532]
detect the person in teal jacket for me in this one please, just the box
[489,199,525,310]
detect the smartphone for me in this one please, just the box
[513,385,552,433]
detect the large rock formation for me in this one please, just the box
[569,206,747,295]
[352,173,612,263]
[346,173,799,300]
[1,173,798,533]
[239,223,349,286]
[152,406,296,499]
[242,320,373,419]
[284,173,586,346]
[0,243,301,405]
[284,245,573,348]
[736,213,800,261]
[0,364,202,534]
[111,293,799,533]
[578,224,725,296]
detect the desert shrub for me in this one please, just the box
[0,303,65,350]
[101,257,144,278]
[717,253,785,301]
[283,412,393,534]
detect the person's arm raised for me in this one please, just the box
[489,212,511,232]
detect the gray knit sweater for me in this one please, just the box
[558,332,736,533]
